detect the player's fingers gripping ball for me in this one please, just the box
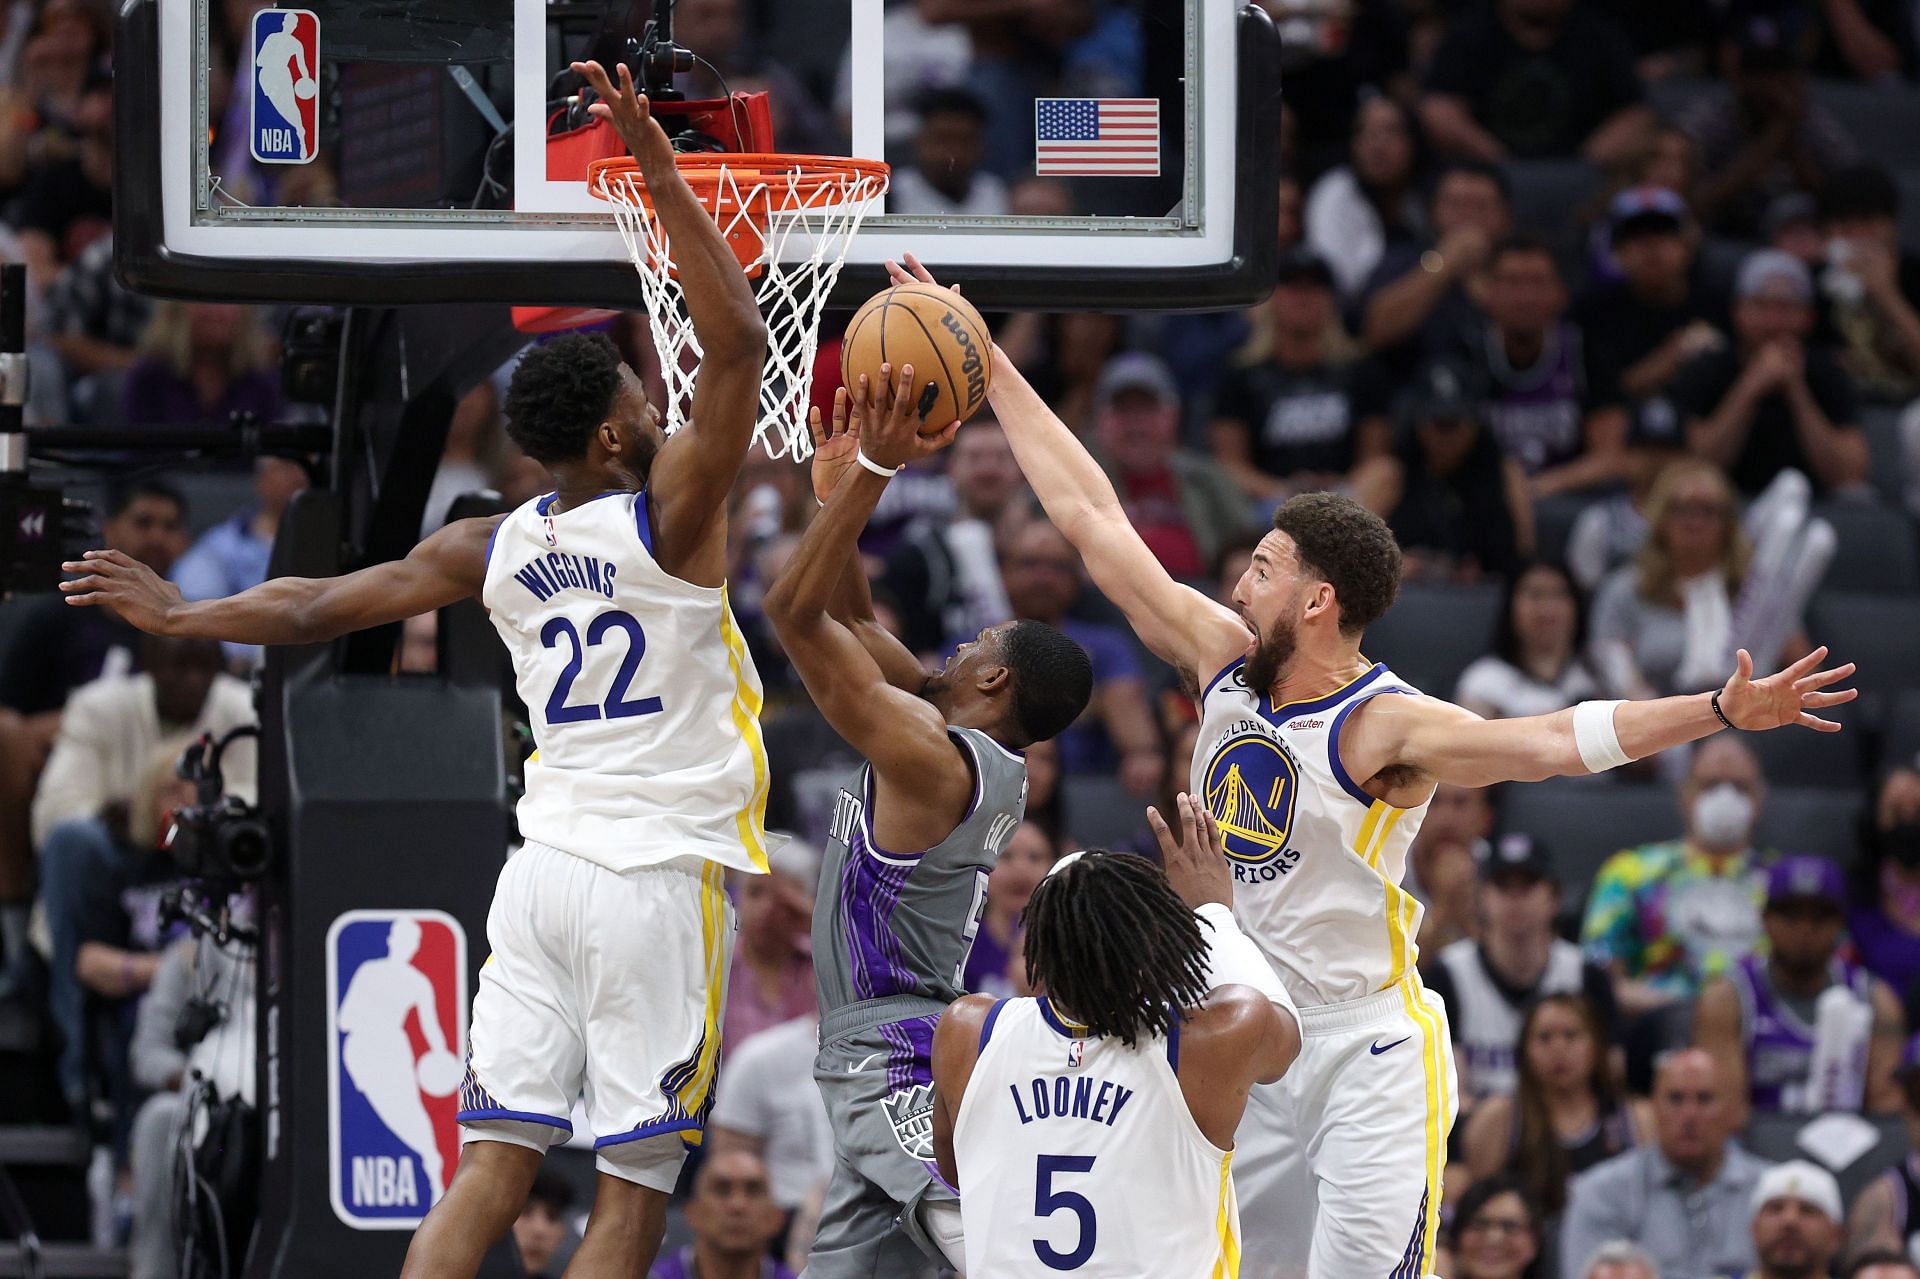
[415,1049,462,1097]
[841,282,993,434]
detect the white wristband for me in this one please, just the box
[1572,699,1630,772]
[1195,901,1296,1024]
[854,448,898,478]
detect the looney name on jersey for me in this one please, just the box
[512,552,618,603]
[1008,1075,1136,1128]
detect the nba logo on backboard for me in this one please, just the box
[326,909,467,1229]
[250,9,319,164]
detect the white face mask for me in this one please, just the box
[1690,782,1756,850]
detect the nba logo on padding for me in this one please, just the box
[250,8,319,164]
[326,910,467,1229]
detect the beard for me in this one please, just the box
[1243,614,1298,695]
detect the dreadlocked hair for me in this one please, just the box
[1021,851,1211,1049]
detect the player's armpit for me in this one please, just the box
[931,995,995,1190]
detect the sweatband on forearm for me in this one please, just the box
[1196,902,1297,1024]
[1572,699,1631,772]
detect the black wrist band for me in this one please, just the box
[1711,689,1735,730]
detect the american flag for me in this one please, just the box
[1034,98,1160,177]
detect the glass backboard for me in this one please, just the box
[115,0,1279,310]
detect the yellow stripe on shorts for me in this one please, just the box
[672,861,731,1143]
[1399,976,1448,1275]
[1212,1152,1240,1278]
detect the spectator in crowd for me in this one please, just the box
[1361,160,1514,376]
[10,80,111,284]
[1577,188,1729,408]
[1304,94,1426,303]
[1846,1044,1920,1264]
[118,301,284,428]
[1470,233,1629,496]
[40,234,156,422]
[1461,993,1650,1218]
[997,520,1163,796]
[961,820,1055,997]
[996,311,1127,437]
[174,456,311,667]
[1209,249,1392,509]
[1581,1241,1662,1279]
[44,740,196,1128]
[1672,250,1867,497]
[1589,460,1778,700]
[1819,164,1920,406]
[1090,352,1252,581]
[1429,832,1619,1102]
[421,382,503,535]
[1745,1162,1846,1279]
[1276,172,1304,251]
[724,840,819,1052]
[1268,0,1414,180]
[1456,561,1602,720]
[1383,356,1533,582]
[1021,735,1066,846]
[1683,16,1858,239]
[1695,854,1903,1119]
[511,1172,577,1278]
[883,415,1025,660]
[709,1011,832,1242]
[1581,735,1772,1017]
[660,0,838,155]
[1850,1257,1920,1279]
[127,925,255,1279]
[650,1150,795,1279]
[1561,1047,1768,1279]
[1851,765,1920,998]
[1808,0,1916,80]
[886,87,1009,217]
[1564,400,1691,593]
[1420,0,1653,166]
[1766,191,1829,267]
[1447,1174,1543,1279]
[1406,782,1498,955]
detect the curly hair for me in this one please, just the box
[503,333,626,465]
[1271,492,1402,634]
[1000,619,1094,747]
[1022,851,1210,1048]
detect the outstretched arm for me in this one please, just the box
[764,367,972,846]
[573,61,767,581]
[809,392,936,695]
[887,257,1248,689]
[1341,646,1856,795]
[60,516,496,646]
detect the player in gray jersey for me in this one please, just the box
[764,372,1092,1277]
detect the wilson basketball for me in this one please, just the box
[840,283,993,433]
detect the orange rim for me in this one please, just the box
[586,153,890,209]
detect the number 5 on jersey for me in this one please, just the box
[1034,1153,1097,1270]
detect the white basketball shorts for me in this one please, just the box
[458,840,736,1192]
[1231,974,1457,1279]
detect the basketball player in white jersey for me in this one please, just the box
[64,62,770,1278]
[885,255,1859,1278]
[932,794,1299,1277]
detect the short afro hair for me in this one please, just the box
[1000,620,1093,747]
[504,332,625,465]
[1272,492,1402,635]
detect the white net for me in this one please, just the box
[593,157,889,461]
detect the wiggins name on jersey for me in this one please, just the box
[480,490,769,876]
[1190,659,1430,1006]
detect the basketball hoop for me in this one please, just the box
[589,153,889,461]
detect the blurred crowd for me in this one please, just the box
[11,0,1920,1276]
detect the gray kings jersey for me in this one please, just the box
[814,727,1028,1015]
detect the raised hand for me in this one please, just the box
[808,388,860,506]
[885,253,961,296]
[1150,791,1232,911]
[1716,645,1857,732]
[855,363,961,472]
[571,60,674,169]
[59,549,184,634]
